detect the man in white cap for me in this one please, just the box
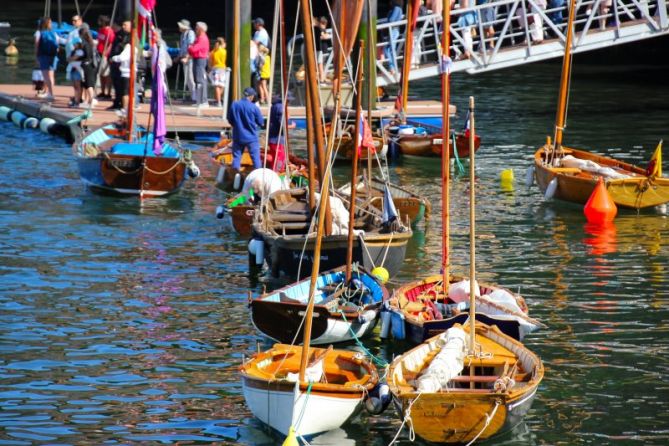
[176,19,195,102]
[252,17,270,48]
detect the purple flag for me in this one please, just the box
[151,43,166,156]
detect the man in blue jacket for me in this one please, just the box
[227,87,264,170]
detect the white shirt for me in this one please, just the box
[252,28,270,47]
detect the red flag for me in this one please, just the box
[357,115,376,156]
[137,0,156,36]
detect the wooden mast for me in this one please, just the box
[468,96,476,356]
[441,0,452,290]
[301,4,331,234]
[345,41,365,283]
[279,0,291,155]
[552,0,577,154]
[127,0,137,142]
[400,0,415,122]
[299,0,332,381]
[306,73,316,213]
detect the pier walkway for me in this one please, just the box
[318,0,669,86]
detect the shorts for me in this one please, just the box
[98,57,110,77]
[120,77,130,96]
[70,68,82,81]
[82,64,97,89]
[317,50,324,64]
[38,55,56,71]
[209,67,227,87]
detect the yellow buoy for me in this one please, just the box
[282,426,299,446]
[500,168,514,191]
[371,266,389,284]
[5,39,18,57]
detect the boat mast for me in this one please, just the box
[279,0,292,156]
[441,0,452,290]
[468,96,476,356]
[400,0,415,123]
[552,0,577,155]
[127,0,137,142]
[345,41,365,283]
[299,0,332,381]
[301,0,331,234]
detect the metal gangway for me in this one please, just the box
[318,0,669,86]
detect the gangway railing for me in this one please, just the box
[309,0,668,86]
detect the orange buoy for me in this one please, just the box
[584,177,617,224]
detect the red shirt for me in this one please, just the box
[97,26,115,56]
[188,33,210,59]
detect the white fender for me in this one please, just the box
[23,117,39,129]
[379,310,391,339]
[215,166,225,184]
[39,117,56,133]
[544,177,558,200]
[525,165,535,186]
[233,172,242,190]
[187,163,200,179]
[248,239,264,265]
[11,111,27,128]
[215,205,225,219]
[0,106,11,121]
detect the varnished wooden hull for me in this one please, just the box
[77,155,186,196]
[250,266,388,345]
[240,344,378,437]
[258,229,412,280]
[388,323,544,444]
[334,136,386,161]
[338,177,430,226]
[395,132,480,158]
[534,145,669,209]
[230,204,255,236]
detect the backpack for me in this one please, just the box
[39,31,58,57]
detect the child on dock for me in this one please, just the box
[32,67,45,96]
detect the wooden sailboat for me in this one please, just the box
[389,274,543,343]
[388,96,544,444]
[338,176,431,226]
[533,0,668,209]
[74,2,197,197]
[252,5,411,281]
[387,7,541,345]
[241,2,378,437]
[250,265,388,345]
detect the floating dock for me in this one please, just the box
[0,83,453,143]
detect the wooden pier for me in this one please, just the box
[0,83,451,143]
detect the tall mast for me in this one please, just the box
[552,0,577,153]
[301,2,331,234]
[127,0,137,142]
[279,0,291,155]
[468,96,476,356]
[306,72,316,213]
[400,0,415,122]
[365,0,375,193]
[299,0,332,381]
[441,0,452,290]
[345,41,365,284]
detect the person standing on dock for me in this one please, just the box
[176,19,196,103]
[383,0,403,80]
[208,37,227,108]
[107,21,130,110]
[227,87,264,171]
[34,17,65,101]
[96,15,115,100]
[187,21,210,110]
[267,94,296,172]
[252,18,270,48]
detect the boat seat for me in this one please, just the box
[549,167,581,174]
[273,211,310,222]
[450,375,500,383]
[273,222,310,231]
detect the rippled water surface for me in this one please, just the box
[1,50,669,445]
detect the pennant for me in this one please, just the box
[137,0,156,38]
[382,184,398,226]
[646,140,663,177]
[357,115,376,156]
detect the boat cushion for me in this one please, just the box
[111,141,180,158]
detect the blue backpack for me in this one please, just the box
[39,31,58,57]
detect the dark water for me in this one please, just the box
[3,6,669,444]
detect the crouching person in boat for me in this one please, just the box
[227,86,264,173]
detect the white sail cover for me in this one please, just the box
[561,155,631,179]
[416,327,466,393]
